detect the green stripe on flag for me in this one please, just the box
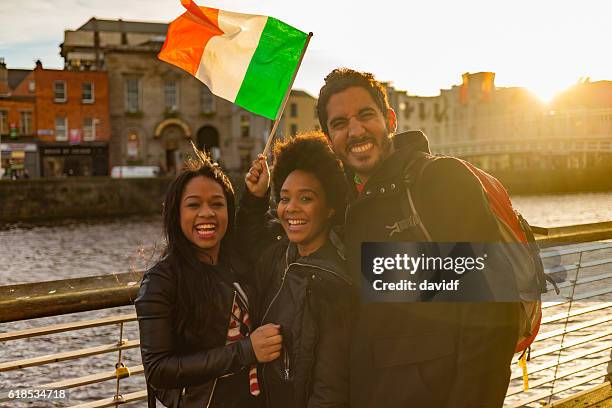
[235,18,308,119]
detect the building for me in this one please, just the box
[0,59,110,178]
[61,18,272,173]
[279,90,320,138]
[388,72,612,172]
[0,59,37,178]
[33,61,110,177]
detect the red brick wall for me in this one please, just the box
[0,98,36,137]
[34,68,110,143]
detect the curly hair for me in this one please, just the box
[317,68,391,136]
[272,131,347,225]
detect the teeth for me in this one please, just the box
[350,142,373,153]
[287,219,306,225]
[195,224,215,231]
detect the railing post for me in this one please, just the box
[114,321,126,407]
[548,249,585,405]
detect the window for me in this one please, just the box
[125,78,141,112]
[82,82,94,103]
[54,81,66,102]
[55,116,68,141]
[290,103,297,117]
[201,86,216,114]
[20,111,32,135]
[164,80,178,111]
[240,114,250,138]
[28,80,35,93]
[83,117,97,141]
[290,124,298,135]
[0,111,8,135]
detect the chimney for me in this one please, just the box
[35,59,43,70]
[92,17,101,69]
[0,58,9,95]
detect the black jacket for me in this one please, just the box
[237,190,352,408]
[135,256,259,408]
[346,131,520,408]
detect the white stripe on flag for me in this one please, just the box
[196,10,268,102]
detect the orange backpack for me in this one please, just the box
[401,153,555,353]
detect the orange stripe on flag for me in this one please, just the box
[158,3,223,75]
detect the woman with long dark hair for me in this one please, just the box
[136,154,282,408]
[238,131,353,408]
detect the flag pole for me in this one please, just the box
[262,32,313,157]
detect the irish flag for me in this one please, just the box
[159,0,309,120]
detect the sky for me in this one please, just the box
[0,0,610,103]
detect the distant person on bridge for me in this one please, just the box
[135,153,282,408]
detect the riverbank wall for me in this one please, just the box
[494,166,612,195]
[0,177,173,223]
[0,168,610,223]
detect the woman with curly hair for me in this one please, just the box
[237,131,353,408]
[135,153,283,408]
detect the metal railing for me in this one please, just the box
[0,222,611,407]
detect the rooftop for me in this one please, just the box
[7,69,31,90]
[76,18,168,34]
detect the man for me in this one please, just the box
[316,68,520,408]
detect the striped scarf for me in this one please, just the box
[226,292,260,396]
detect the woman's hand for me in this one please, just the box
[245,154,270,198]
[250,323,282,363]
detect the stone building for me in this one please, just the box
[278,90,320,138]
[388,72,612,171]
[61,18,271,174]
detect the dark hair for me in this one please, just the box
[162,152,235,333]
[317,68,391,136]
[272,131,347,225]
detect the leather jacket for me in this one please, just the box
[237,190,353,408]
[135,256,259,408]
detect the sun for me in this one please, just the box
[524,78,578,105]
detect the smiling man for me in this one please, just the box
[317,68,520,408]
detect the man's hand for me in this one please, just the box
[250,323,282,363]
[245,154,270,198]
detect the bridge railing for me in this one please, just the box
[0,222,611,407]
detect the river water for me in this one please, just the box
[1,191,611,407]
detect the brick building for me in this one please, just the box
[0,60,37,178]
[33,62,110,177]
[0,59,110,177]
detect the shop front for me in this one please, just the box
[0,142,39,179]
[40,143,109,177]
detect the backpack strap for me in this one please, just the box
[516,212,560,295]
[386,152,434,241]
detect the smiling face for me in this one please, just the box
[277,170,334,257]
[325,86,396,182]
[180,175,228,264]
